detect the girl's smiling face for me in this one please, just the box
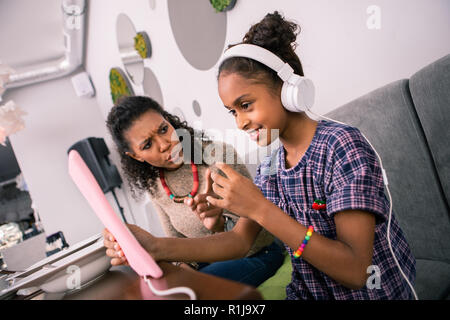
[218,72,287,146]
[124,110,184,170]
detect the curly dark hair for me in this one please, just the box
[218,11,304,95]
[106,96,207,199]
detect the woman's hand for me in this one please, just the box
[184,168,225,232]
[206,162,268,220]
[103,224,159,266]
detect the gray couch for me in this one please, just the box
[327,54,450,299]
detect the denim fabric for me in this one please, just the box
[197,241,285,287]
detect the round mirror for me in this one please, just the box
[168,0,227,70]
[116,13,144,85]
[143,67,164,107]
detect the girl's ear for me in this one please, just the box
[125,151,144,162]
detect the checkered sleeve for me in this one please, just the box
[325,126,389,223]
[253,163,262,189]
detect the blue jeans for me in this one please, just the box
[197,241,285,287]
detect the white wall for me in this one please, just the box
[0,0,157,245]
[86,0,450,156]
[1,0,449,244]
[3,78,108,245]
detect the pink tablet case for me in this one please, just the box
[68,150,163,279]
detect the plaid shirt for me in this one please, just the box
[254,120,416,300]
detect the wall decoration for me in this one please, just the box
[192,100,201,117]
[143,67,164,107]
[109,67,134,104]
[116,13,144,85]
[134,32,152,59]
[0,101,27,146]
[210,0,237,12]
[168,0,227,70]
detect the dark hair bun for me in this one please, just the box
[219,11,304,83]
[243,11,300,56]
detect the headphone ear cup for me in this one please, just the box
[296,78,315,112]
[280,78,315,113]
[281,82,303,113]
[280,82,291,111]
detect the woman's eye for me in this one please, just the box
[161,125,168,134]
[143,141,152,150]
[228,109,236,117]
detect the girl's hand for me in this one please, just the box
[206,162,268,220]
[102,224,159,266]
[184,168,225,232]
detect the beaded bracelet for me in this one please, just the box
[293,226,314,258]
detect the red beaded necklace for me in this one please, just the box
[159,163,199,203]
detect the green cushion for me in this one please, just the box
[258,253,292,300]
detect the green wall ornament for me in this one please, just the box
[134,32,152,59]
[210,0,236,12]
[109,67,134,104]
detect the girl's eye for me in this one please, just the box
[241,102,252,110]
[161,125,168,134]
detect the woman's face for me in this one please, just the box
[124,110,184,170]
[218,72,287,146]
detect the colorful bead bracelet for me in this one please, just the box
[293,226,314,258]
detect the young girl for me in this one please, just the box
[203,11,416,299]
[105,95,284,286]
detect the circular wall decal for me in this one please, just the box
[168,0,227,70]
[192,100,201,117]
[143,67,164,107]
[116,13,145,85]
[109,67,134,104]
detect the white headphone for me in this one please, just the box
[218,43,315,113]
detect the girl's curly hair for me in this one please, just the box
[106,96,206,199]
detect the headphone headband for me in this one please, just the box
[219,44,295,82]
[218,43,315,111]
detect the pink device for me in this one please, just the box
[68,150,163,279]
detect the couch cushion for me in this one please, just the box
[409,54,450,206]
[415,259,450,300]
[258,253,291,300]
[325,79,450,264]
